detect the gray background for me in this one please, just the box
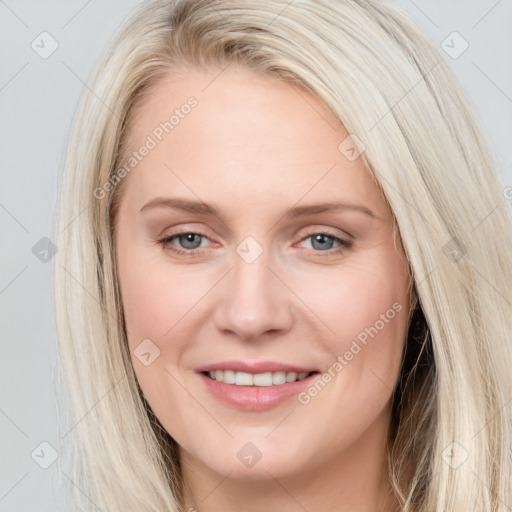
[1,0,511,510]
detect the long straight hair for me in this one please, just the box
[53,0,512,510]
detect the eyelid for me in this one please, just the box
[157,224,219,246]
[157,225,353,259]
[158,224,351,245]
[295,228,352,255]
[159,228,217,248]
[298,225,352,242]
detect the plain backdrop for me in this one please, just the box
[1,0,511,510]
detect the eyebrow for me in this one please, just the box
[139,197,378,219]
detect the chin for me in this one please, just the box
[198,441,309,480]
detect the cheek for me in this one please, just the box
[118,247,206,344]
[290,249,410,384]
[290,257,409,451]
[117,248,202,412]
[117,244,222,411]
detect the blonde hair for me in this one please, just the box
[53,0,512,510]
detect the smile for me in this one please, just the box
[203,370,316,386]
[198,370,321,411]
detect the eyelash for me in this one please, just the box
[156,229,352,258]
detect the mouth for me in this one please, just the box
[201,369,320,386]
[197,368,321,411]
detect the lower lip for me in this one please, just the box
[198,372,319,411]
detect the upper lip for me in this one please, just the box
[196,360,318,374]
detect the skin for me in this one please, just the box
[115,64,412,512]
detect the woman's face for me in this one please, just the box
[115,65,412,483]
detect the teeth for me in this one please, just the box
[286,372,297,383]
[207,370,311,386]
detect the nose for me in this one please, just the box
[213,249,294,341]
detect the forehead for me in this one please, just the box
[120,66,388,219]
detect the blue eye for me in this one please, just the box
[157,231,209,257]
[157,230,352,257]
[171,233,203,250]
[298,231,352,255]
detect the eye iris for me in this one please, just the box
[179,233,202,249]
[168,232,343,253]
[311,234,334,251]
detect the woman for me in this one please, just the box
[53,0,512,511]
